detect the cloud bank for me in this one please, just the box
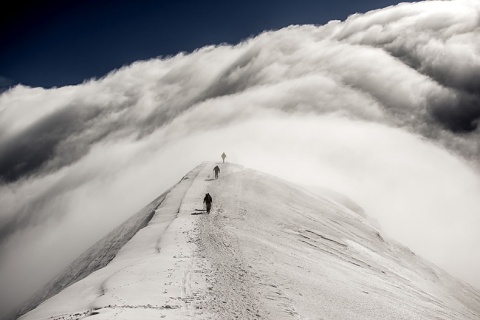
[1,0,480,315]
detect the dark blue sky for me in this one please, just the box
[0,0,418,89]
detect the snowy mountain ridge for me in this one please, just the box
[9,189,172,320]
[13,162,480,320]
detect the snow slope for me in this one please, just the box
[16,162,480,320]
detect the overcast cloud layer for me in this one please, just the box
[1,0,480,316]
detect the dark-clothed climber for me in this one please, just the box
[213,165,220,179]
[203,193,213,214]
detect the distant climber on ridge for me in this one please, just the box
[213,165,220,179]
[203,193,213,214]
[221,152,226,163]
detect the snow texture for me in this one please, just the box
[16,162,480,320]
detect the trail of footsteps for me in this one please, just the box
[49,310,90,320]
[208,176,300,319]
[178,219,211,318]
[196,207,264,319]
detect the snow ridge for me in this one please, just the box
[9,191,167,320]
[17,162,480,320]
[9,163,203,320]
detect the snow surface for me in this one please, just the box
[17,162,480,320]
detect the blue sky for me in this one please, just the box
[0,0,418,89]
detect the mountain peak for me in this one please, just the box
[16,162,480,319]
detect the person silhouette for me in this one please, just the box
[203,193,213,214]
[213,165,220,179]
[221,152,226,163]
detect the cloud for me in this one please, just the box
[1,0,480,315]
[327,0,480,133]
